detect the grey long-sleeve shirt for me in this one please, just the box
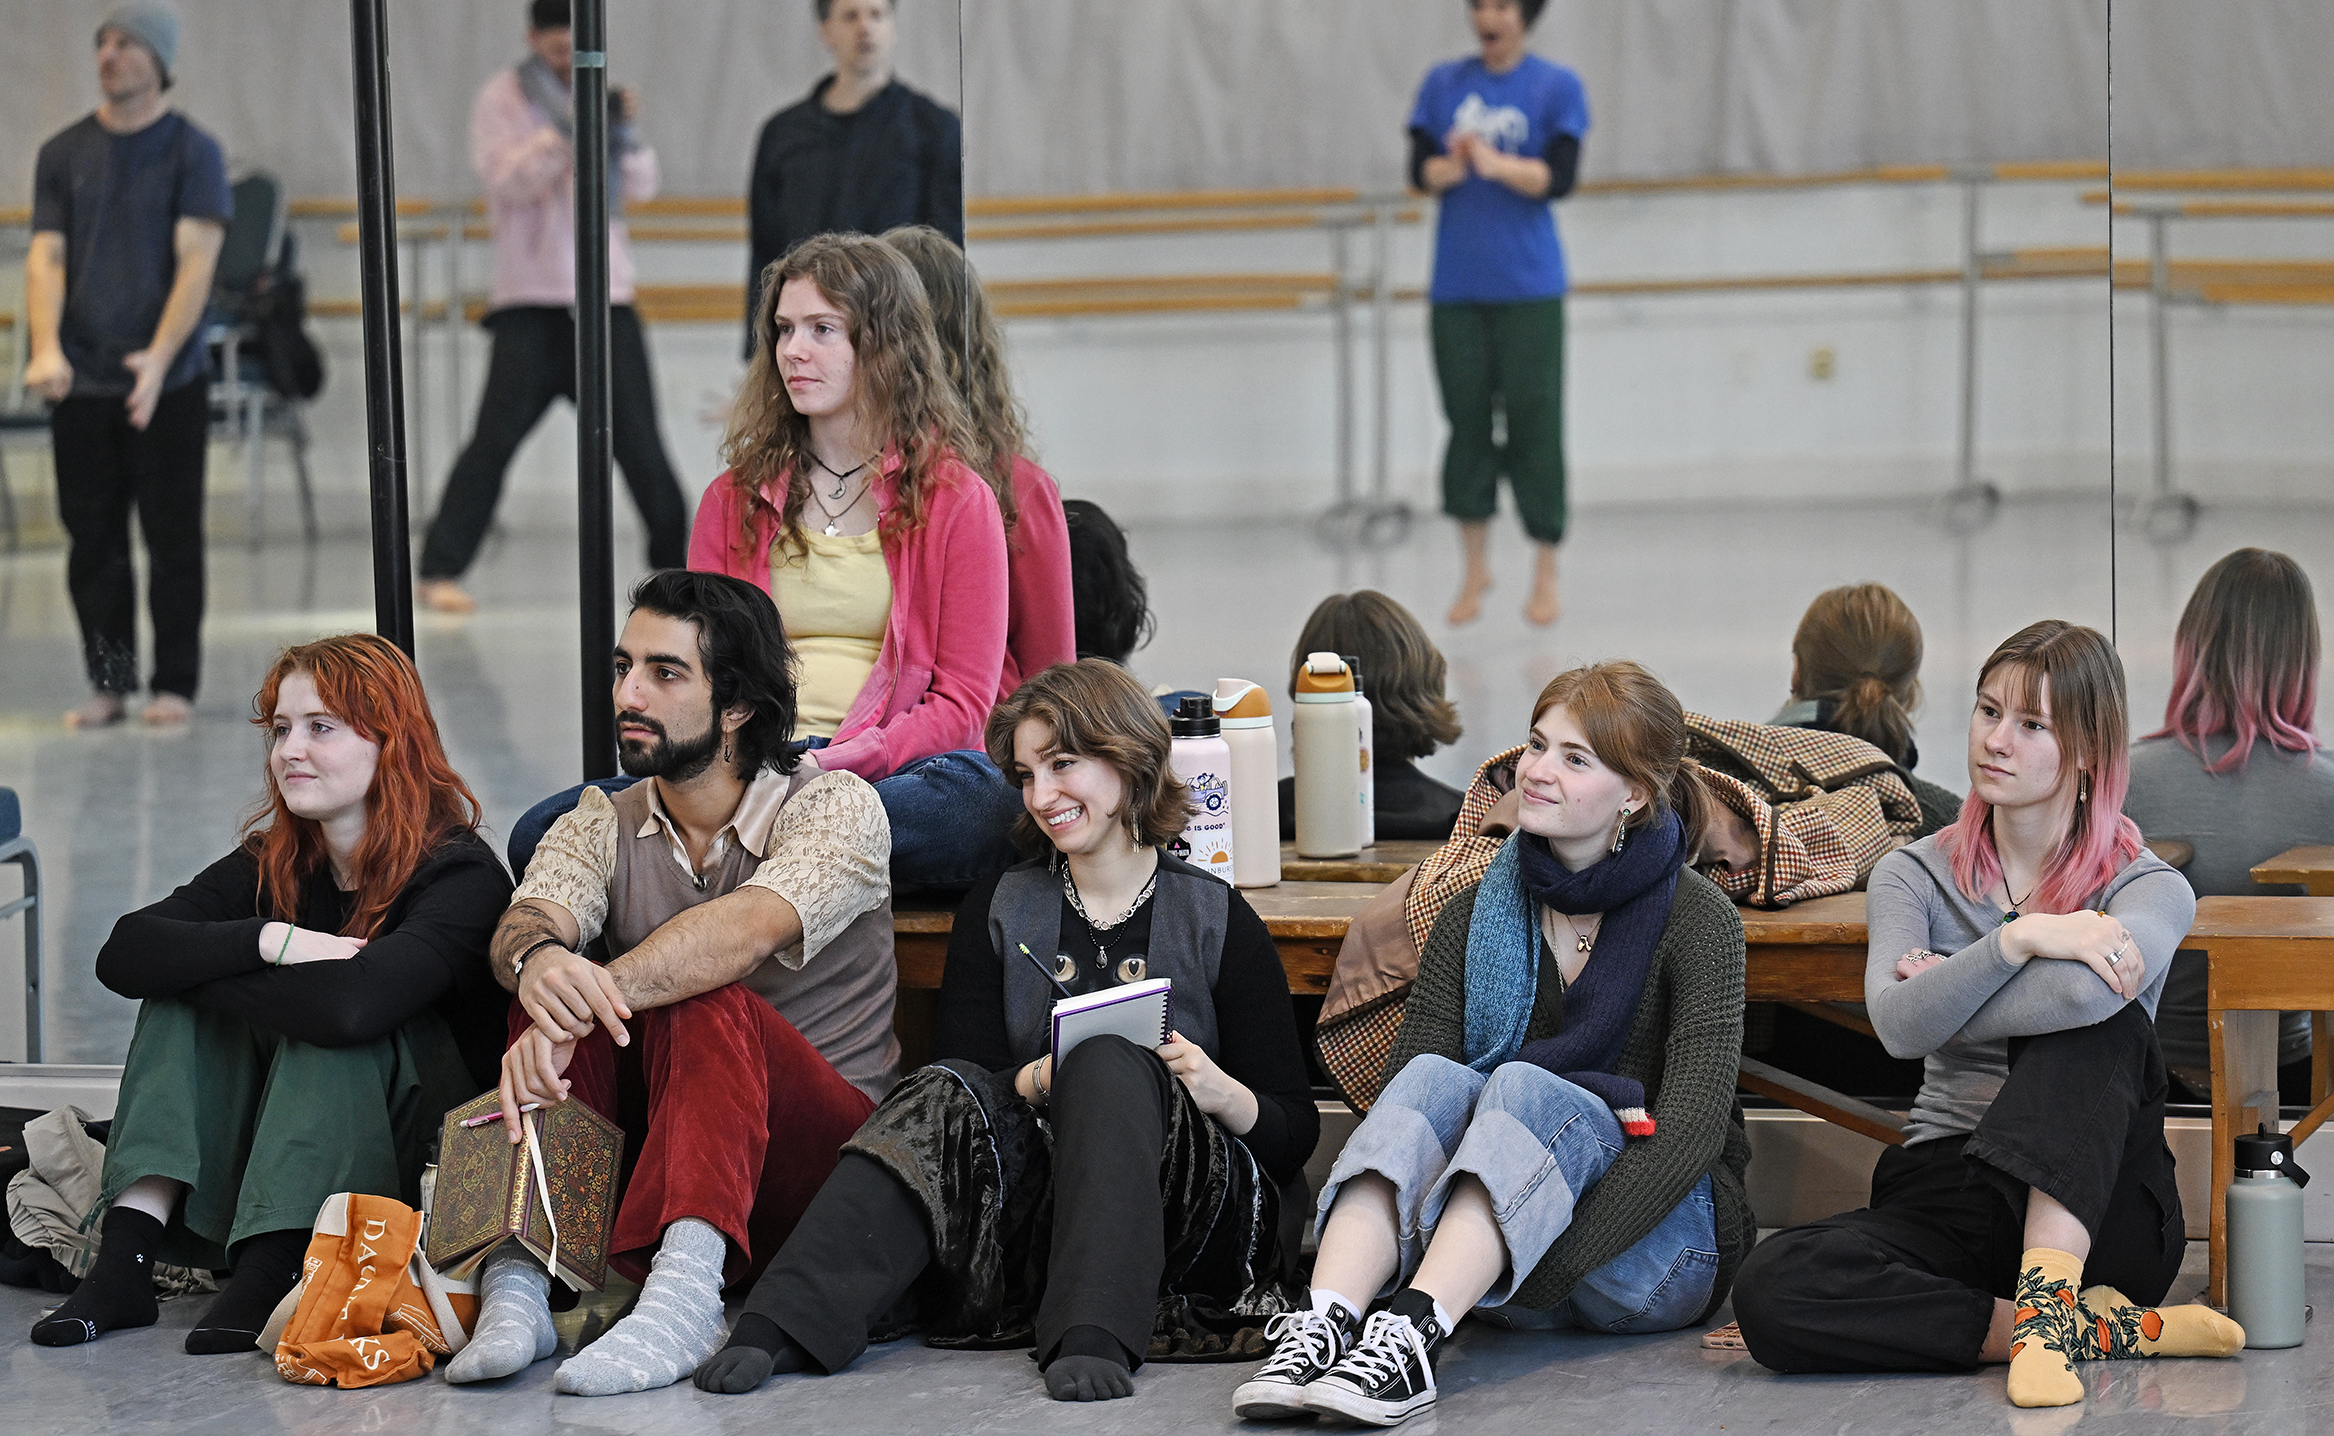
[1864,834,2195,1145]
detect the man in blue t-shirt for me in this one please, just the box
[25,3,230,728]
[1408,0,1588,630]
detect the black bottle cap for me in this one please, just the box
[2235,1124,2311,1187]
[1170,695,1219,737]
[1342,654,1365,693]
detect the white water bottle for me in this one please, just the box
[1344,653,1376,849]
[1214,678,1281,888]
[1293,653,1362,859]
[1168,696,1237,879]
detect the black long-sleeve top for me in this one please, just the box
[745,75,964,354]
[934,869,1319,1186]
[1409,127,1581,200]
[95,832,515,1087]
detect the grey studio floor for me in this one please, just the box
[5,488,2334,1434]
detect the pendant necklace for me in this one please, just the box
[1062,861,1157,985]
[806,474,873,536]
[1999,876,2039,923]
[812,450,870,497]
[1562,911,1603,954]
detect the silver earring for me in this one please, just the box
[1611,809,1632,855]
[722,739,732,763]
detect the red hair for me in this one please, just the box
[243,634,483,938]
[2150,548,2319,772]
[1944,621,2143,914]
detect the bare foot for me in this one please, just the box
[1525,579,1561,626]
[419,579,477,615]
[65,692,126,730]
[143,693,193,726]
[1447,577,1491,626]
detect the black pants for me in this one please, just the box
[417,305,688,579]
[1733,1002,2185,1373]
[51,383,210,699]
[745,1036,1277,1375]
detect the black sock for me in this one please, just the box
[185,1228,310,1355]
[1042,1324,1134,1402]
[1386,1287,1448,1352]
[693,1312,813,1394]
[30,1207,164,1347]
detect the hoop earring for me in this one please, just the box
[1611,808,1633,855]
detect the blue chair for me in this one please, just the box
[507,776,640,883]
[0,788,41,1062]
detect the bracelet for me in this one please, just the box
[275,923,296,966]
[1029,1056,1051,1104]
[511,936,569,984]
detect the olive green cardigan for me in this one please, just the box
[1379,866,1756,1319]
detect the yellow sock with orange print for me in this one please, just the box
[2005,1248,2087,1408]
[2075,1287,2245,1359]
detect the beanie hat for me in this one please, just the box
[97,2,181,88]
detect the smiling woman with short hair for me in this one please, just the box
[29,634,510,1355]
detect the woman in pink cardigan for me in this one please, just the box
[692,232,1023,886]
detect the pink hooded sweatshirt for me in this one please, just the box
[1000,455,1077,695]
[690,454,1008,783]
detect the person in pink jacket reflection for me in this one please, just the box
[691,232,1026,888]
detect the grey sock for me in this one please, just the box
[443,1247,556,1384]
[554,1217,729,1397]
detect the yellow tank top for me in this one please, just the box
[770,530,892,739]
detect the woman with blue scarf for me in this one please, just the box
[1236,661,1753,1427]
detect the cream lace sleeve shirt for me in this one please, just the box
[513,768,890,970]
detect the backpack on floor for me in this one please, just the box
[263,1190,477,1388]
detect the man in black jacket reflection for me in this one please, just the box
[745,0,962,355]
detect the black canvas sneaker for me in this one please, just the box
[1232,1303,1364,1419]
[1298,1305,1447,1427]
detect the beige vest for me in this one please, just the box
[604,773,899,1099]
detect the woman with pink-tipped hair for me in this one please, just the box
[2124,548,2333,1099]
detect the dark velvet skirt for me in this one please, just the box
[843,1059,1300,1360]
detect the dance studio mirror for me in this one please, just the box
[2104,2,2334,755]
[957,0,2117,807]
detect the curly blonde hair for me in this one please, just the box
[881,225,1026,530]
[722,233,977,549]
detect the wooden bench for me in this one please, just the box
[2190,895,2334,1304]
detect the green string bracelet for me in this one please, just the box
[276,924,296,965]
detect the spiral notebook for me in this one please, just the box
[1051,977,1174,1068]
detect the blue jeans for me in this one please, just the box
[862,747,1025,890]
[1317,1053,1719,1333]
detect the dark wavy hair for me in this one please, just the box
[628,569,801,778]
[722,232,976,552]
[986,660,1193,852]
[1289,590,1463,763]
[1061,499,1153,663]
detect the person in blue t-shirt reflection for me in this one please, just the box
[1408,0,1589,631]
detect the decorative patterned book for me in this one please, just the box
[426,1090,622,1292]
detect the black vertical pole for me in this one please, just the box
[349,0,414,654]
[573,0,616,779]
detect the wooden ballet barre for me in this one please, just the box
[2101,168,2334,193]
[2085,194,2334,220]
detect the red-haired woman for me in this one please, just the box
[692,231,1023,887]
[2125,548,2333,1099]
[1734,621,2241,1410]
[29,635,511,1355]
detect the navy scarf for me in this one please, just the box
[1462,810,1688,1134]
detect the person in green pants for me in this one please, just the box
[28,634,511,1356]
[1409,0,1589,627]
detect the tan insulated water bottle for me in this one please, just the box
[1214,679,1282,888]
[1344,654,1376,849]
[1293,652,1362,859]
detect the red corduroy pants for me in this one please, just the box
[506,982,875,1288]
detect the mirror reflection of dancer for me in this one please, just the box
[415,0,690,616]
[1409,0,1588,628]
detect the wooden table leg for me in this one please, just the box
[2208,1007,2282,1307]
[2314,1011,2332,1106]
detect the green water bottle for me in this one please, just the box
[2226,1124,2310,1349]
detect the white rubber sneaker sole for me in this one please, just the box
[1232,1375,1318,1420]
[1300,1378,1436,1427]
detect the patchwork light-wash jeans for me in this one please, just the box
[1317,1053,1719,1333]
